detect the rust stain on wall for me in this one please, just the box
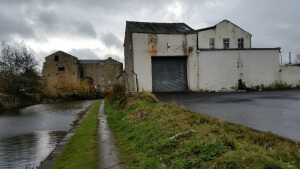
[148,34,158,56]
[150,43,157,56]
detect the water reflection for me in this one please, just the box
[0,100,94,169]
[0,131,65,169]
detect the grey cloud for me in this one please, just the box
[69,48,100,60]
[75,21,97,38]
[1,0,300,65]
[100,32,122,48]
[29,10,98,39]
[0,12,36,41]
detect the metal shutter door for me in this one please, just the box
[152,57,187,92]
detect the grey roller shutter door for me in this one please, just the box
[152,57,187,92]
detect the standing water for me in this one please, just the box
[0,100,94,169]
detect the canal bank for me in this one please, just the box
[39,100,124,169]
[0,100,94,169]
[41,100,101,169]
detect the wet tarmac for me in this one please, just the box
[0,100,94,169]
[156,90,300,141]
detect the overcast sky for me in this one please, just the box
[1,0,300,68]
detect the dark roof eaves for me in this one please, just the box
[196,25,217,32]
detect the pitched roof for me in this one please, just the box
[46,50,77,59]
[126,21,195,34]
[197,19,252,35]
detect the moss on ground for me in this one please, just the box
[105,93,300,169]
[51,100,100,169]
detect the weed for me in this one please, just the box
[183,158,201,169]
[220,136,236,150]
[157,139,178,154]
[198,142,229,161]
[131,107,152,122]
[142,159,160,169]
[215,158,239,169]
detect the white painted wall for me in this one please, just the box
[280,66,300,86]
[198,49,280,91]
[131,31,281,92]
[132,33,198,92]
[198,20,251,49]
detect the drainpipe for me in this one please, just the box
[131,70,139,92]
[250,35,252,48]
[197,50,200,92]
[196,33,200,91]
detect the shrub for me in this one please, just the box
[106,84,125,102]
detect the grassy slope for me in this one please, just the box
[105,94,300,169]
[52,100,100,169]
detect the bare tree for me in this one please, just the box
[0,41,42,101]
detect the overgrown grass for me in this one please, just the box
[105,93,300,169]
[52,100,100,169]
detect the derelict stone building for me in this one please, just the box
[42,51,123,94]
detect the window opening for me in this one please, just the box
[209,38,215,49]
[223,38,230,49]
[55,55,59,61]
[58,65,65,72]
[238,38,244,49]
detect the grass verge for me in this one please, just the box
[52,100,101,169]
[105,93,300,169]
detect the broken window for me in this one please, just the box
[58,65,65,72]
[55,55,59,61]
[238,38,244,49]
[209,38,215,49]
[223,38,230,49]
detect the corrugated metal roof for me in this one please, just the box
[126,21,195,34]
